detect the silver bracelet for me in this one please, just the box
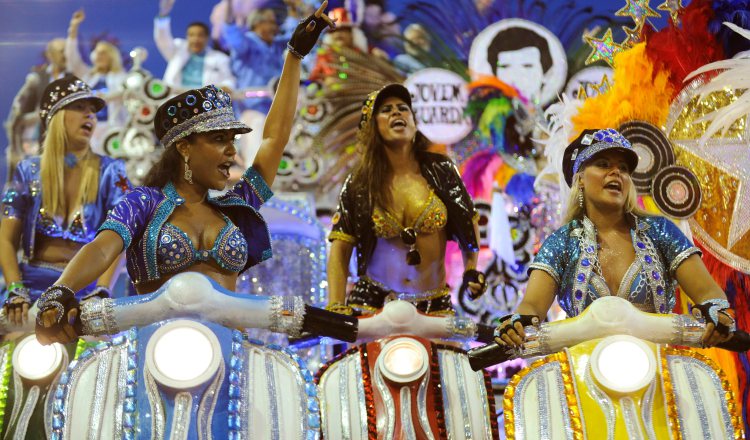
[79,298,118,336]
[268,296,306,338]
[446,316,478,339]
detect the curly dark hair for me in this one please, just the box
[142,142,184,188]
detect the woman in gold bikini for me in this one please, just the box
[325,84,486,316]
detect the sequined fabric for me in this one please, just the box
[529,215,700,317]
[157,217,248,274]
[98,166,272,285]
[667,76,750,272]
[372,190,448,238]
[328,151,479,276]
[0,155,129,261]
[347,276,454,316]
[35,209,89,243]
[154,85,251,148]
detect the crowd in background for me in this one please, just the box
[4,0,441,172]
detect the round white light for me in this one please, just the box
[145,320,221,389]
[377,338,428,384]
[590,335,656,395]
[12,335,64,381]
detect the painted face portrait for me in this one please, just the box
[469,18,567,107]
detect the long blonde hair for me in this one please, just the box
[563,172,650,223]
[92,41,123,74]
[40,110,100,216]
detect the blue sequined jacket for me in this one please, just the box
[1,156,129,261]
[529,215,701,317]
[97,167,273,285]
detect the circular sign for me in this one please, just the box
[468,18,567,106]
[618,120,675,194]
[404,68,473,145]
[651,165,702,219]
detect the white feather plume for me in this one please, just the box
[534,94,583,203]
[684,22,750,145]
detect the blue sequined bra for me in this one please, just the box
[157,216,248,274]
[35,209,91,243]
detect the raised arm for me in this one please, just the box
[66,9,90,79]
[153,0,177,60]
[251,1,334,185]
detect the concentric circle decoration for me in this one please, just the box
[135,102,156,125]
[302,102,327,123]
[651,165,702,219]
[144,78,170,100]
[296,155,322,185]
[103,130,124,158]
[618,120,675,193]
[276,151,295,182]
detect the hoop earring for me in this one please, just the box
[183,156,193,185]
[578,187,584,208]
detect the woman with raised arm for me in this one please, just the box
[65,9,128,152]
[35,2,336,344]
[326,83,486,317]
[0,77,130,327]
[494,128,736,349]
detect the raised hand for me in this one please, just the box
[70,9,86,28]
[286,0,337,59]
[159,0,176,17]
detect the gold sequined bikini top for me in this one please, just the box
[372,190,448,238]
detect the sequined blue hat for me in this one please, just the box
[39,76,105,131]
[562,128,639,186]
[154,85,251,149]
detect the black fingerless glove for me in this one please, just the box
[692,298,736,336]
[287,13,332,59]
[460,269,487,300]
[4,282,30,310]
[35,285,81,337]
[493,313,538,341]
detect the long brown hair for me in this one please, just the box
[142,144,183,187]
[40,110,100,216]
[350,116,431,209]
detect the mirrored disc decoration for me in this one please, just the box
[103,129,124,158]
[135,102,156,126]
[618,120,675,193]
[144,78,170,101]
[651,166,702,219]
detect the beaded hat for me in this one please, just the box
[358,83,413,131]
[39,76,105,131]
[154,85,251,149]
[562,128,639,186]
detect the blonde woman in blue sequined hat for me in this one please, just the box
[35,2,337,345]
[0,76,131,327]
[493,128,737,350]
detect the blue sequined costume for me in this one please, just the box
[1,155,130,300]
[97,166,272,286]
[529,215,701,317]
